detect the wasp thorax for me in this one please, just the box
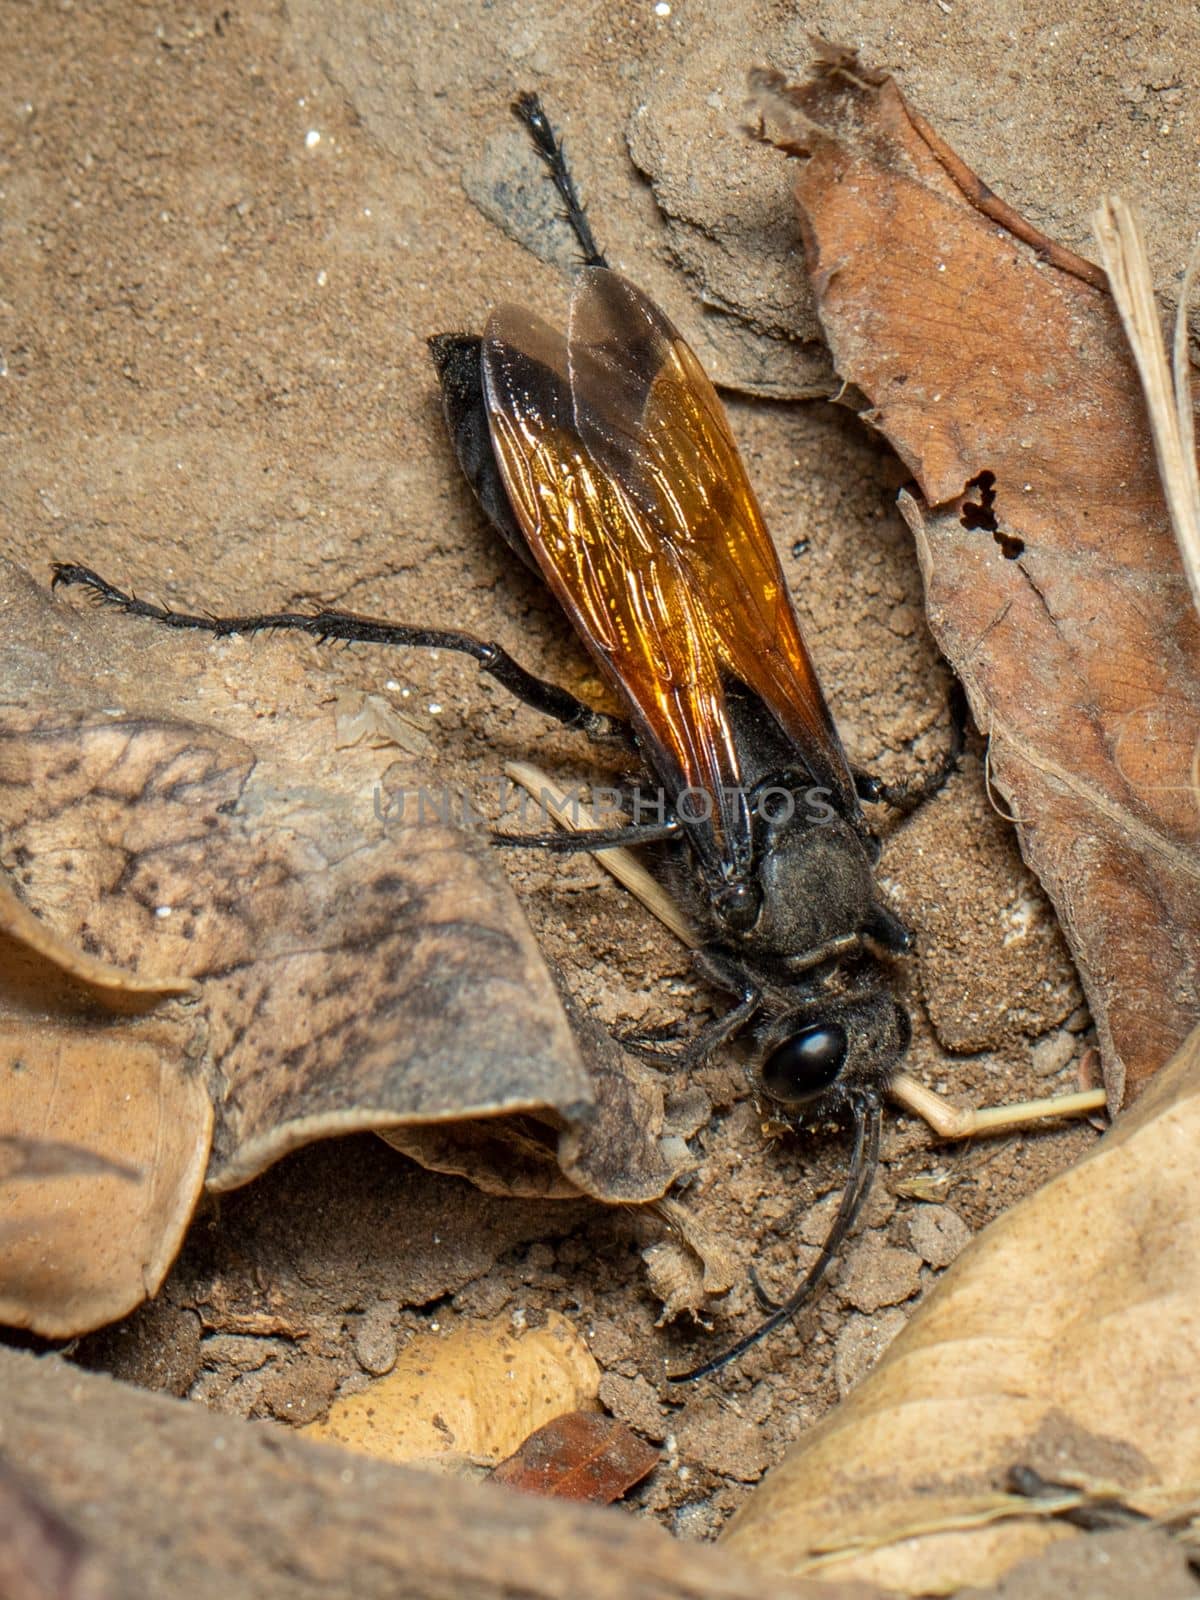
[737,816,877,959]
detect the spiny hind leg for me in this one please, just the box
[51,563,632,745]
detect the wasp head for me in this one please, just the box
[753,989,911,1122]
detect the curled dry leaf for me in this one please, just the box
[0,1026,212,1338]
[0,558,685,1337]
[721,1025,1200,1594]
[1092,196,1200,626]
[383,976,686,1203]
[302,1312,600,1473]
[490,1410,659,1504]
[0,877,196,998]
[0,829,210,1335]
[752,54,1200,1106]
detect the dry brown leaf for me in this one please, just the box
[0,1025,212,1338]
[1092,196,1200,626]
[0,558,685,1334]
[722,1024,1200,1593]
[0,877,196,998]
[490,1411,659,1503]
[302,1311,600,1471]
[753,56,1200,1106]
[383,977,686,1204]
[0,792,212,1336]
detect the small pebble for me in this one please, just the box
[354,1300,399,1376]
[907,1204,972,1269]
[1031,1030,1077,1078]
[838,1238,923,1313]
[599,1372,668,1442]
[676,1405,768,1482]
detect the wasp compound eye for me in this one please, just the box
[713,880,761,934]
[761,1023,848,1108]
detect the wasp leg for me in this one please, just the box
[861,902,914,955]
[621,991,761,1069]
[623,946,762,1068]
[855,681,968,814]
[511,92,608,269]
[51,563,632,746]
[614,1018,687,1049]
[689,946,766,1070]
[493,771,679,849]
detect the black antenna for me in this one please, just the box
[668,1096,882,1383]
[511,91,608,269]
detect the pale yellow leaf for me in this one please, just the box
[303,1311,600,1471]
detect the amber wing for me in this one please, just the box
[482,268,857,878]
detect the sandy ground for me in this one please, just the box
[3,0,1198,1536]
